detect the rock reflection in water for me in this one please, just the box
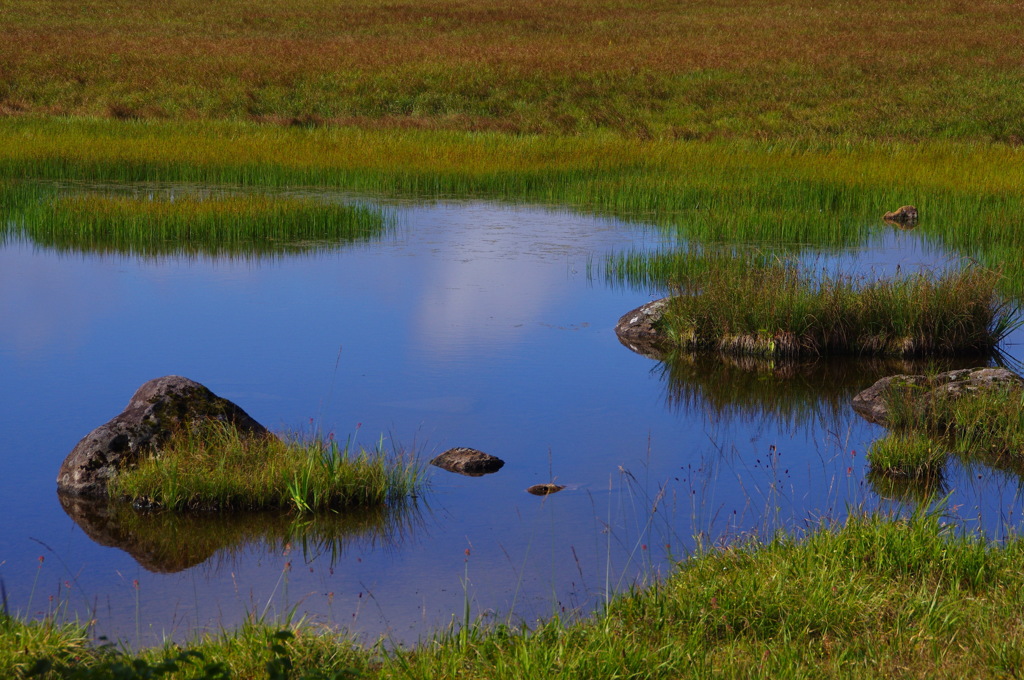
[655,352,985,426]
[58,493,425,573]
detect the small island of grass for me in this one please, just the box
[614,252,1017,360]
[109,423,421,514]
[4,185,391,257]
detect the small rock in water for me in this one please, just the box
[614,297,673,359]
[882,205,919,227]
[430,447,505,476]
[526,483,566,496]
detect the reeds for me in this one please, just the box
[107,423,421,513]
[653,254,1016,359]
[2,183,390,256]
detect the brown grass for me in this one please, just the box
[3,0,1024,138]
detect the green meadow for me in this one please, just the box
[5,0,1024,676]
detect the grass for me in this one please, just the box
[646,252,1016,358]
[4,119,1024,294]
[867,433,947,480]
[107,423,421,513]
[8,510,1024,678]
[2,0,1024,142]
[877,377,1024,476]
[1,182,390,257]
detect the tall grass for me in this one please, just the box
[1,181,390,256]
[5,120,1024,295]
[653,253,1016,358]
[107,423,421,513]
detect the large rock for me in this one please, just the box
[57,376,270,497]
[615,298,672,358]
[852,367,1023,426]
[430,447,505,476]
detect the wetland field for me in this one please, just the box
[3,0,1024,677]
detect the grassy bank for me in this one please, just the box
[108,424,421,513]
[641,254,1015,359]
[7,511,1024,678]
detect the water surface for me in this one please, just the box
[1,194,1021,646]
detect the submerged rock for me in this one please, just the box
[852,367,1023,426]
[526,483,566,496]
[615,297,673,358]
[430,447,505,476]
[57,376,270,497]
[882,205,919,227]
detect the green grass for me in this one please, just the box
[4,119,1024,295]
[9,510,1024,678]
[107,423,421,513]
[880,378,1024,475]
[0,181,391,257]
[650,253,1015,358]
[867,433,948,480]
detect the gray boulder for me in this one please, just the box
[57,376,270,497]
[430,447,505,476]
[852,367,1023,426]
[615,298,672,358]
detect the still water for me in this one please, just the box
[1,193,1022,646]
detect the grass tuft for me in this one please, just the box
[108,423,421,513]
[867,433,947,480]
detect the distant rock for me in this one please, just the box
[882,205,919,227]
[57,376,270,497]
[615,297,672,358]
[430,447,505,476]
[526,483,566,496]
[852,367,1023,426]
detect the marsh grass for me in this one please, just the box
[6,121,1024,299]
[867,433,947,480]
[655,254,1015,359]
[10,511,1024,678]
[108,423,421,513]
[883,380,1024,474]
[3,183,390,256]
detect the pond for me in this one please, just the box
[1,187,1022,647]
